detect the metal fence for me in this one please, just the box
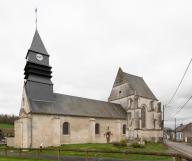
[0,146,192,161]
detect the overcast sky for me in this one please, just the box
[0,0,192,128]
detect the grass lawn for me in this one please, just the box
[0,156,54,161]
[1,143,172,160]
[41,143,171,160]
[0,123,13,129]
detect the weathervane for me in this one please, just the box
[35,8,38,29]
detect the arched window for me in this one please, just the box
[123,124,126,134]
[63,122,70,135]
[95,123,100,135]
[157,102,161,112]
[128,98,133,109]
[133,96,138,108]
[141,106,146,128]
[150,101,154,111]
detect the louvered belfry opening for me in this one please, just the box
[24,61,52,79]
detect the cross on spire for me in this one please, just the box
[35,8,38,30]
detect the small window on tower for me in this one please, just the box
[119,91,122,94]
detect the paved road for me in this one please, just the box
[166,141,192,158]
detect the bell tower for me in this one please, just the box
[24,29,54,101]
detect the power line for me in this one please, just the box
[165,95,192,121]
[173,95,192,116]
[166,58,192,106]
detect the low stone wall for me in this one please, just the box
[6,137,14,147]
[138,129,163,142]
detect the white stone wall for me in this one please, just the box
[21,87,30,114]
[17,114,127,148]
[111,97,129,110]
[6,137,14,147]
[11,86,32,148]
[14,119,23,148]
[13,117,31,148]
[137,129,163,142]
[32,114,54,148]
[110,94,163,141]
[52,117,61,146]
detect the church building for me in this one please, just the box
[8,29,163,148]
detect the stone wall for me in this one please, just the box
[15,114,126,148]
[13,116,31,148]
[6,137,14,147]
[110,95,163,140]
[137,129,163,142]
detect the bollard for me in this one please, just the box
[37,149,40,161]
[19,148,22,157]
[174,155,182,161]
[124,152,128,161]
[58,149,60,161]
[5,147,7,156]
[85,150,89,161]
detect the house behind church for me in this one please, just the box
[7,29,163,148]
[176,123,192,143]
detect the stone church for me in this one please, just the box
[8,29,163,148]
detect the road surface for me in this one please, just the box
[166,141,192,158]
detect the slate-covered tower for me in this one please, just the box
[24,29,54,101]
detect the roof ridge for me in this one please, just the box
[54,93,121,105]
[123,71,142,79]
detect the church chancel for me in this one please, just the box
[8,29,163,148]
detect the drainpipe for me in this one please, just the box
[30,115,32,148]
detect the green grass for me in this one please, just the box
[0,156,54,161]
[2,143,171,160]
[58,142,168,152]
[42,143,171,160]
[0,123,13,129]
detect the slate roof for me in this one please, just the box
[28,92,127,119]
[176,123,192,132]
[29,29,49,56]
[124,72,157,100]
[109,68,157,101]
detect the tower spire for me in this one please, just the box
[35,8,38,30]
[29,30,49,55]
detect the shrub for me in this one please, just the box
[131,142,145,148]
[112,142,120,146]
[112,139,127,147]
[144,140,152,144]
[119,139,127,146]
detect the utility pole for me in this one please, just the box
[175,118,176,141]
[162,105,165,141]
[162,105,164,128]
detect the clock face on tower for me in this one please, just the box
[36,54,43,61]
